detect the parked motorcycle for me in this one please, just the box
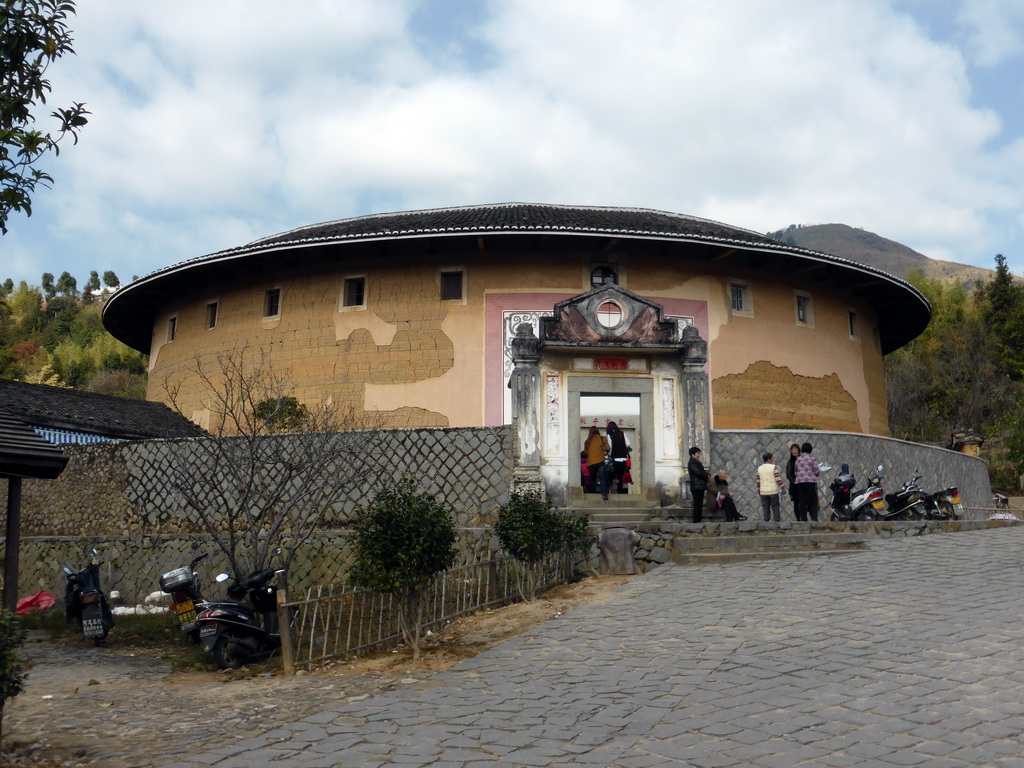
[829,464,887,521]
[63,549,115,646]
[196,560,292,669]
[924,485,964,520]
[884,469,928,520]
[159,552,209,643]
[828,464,858,520]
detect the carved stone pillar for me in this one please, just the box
[508,324,544,492]
[680,326,711,463]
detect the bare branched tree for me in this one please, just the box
[162,347,382,578]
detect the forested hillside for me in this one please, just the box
[0,270,148,398]
[885,256,1024,490]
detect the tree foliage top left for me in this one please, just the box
[1,0,89,233]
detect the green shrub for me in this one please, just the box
[0,612,27,743]
[495,488,593,600]
[349,478,458,659]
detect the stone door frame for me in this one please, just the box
[566,375,655,497]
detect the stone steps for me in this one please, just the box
[584,507,654,524]
[565,493,655,524]
[674,549,865,565]
[568,493,650,508]
[672,532,867,551]
[670,531,867,565]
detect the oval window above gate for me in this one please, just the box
[596,300,623,328]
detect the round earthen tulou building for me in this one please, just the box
[103,203,931,506]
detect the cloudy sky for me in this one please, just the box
[5,0,1024,287]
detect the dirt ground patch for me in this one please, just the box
[1,574,634,768]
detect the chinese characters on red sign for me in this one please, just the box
[593,358,628,370]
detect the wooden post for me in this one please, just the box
[3,478,23,614]
[276,586,295,676]
[487,557,499,603]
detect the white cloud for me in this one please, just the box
[955,0,1024,67]
[6,0,1024,285]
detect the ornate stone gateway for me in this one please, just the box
[508,285,709,508]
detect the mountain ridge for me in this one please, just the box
[768,223,996,284]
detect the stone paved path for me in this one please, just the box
[165,528,1024,768]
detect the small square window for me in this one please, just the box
[441,271,463,301]
[206,302,218,330]
[591,266,617,288]
[166,316,177,342]
[729,280,753,313]
[264,288,280,318]
[343,277,365,307]
[795,293,813,326]
[731,285,744,312]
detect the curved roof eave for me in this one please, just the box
[102,204,931,355]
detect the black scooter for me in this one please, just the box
[885,469,928,520]
[196,563,292,669]
[924,485,964,520]
[159,552,209,643]
[63,549,115,646]
[828,464,888,521]
[827,464,859,521]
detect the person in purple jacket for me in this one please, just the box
[793,442,820,522]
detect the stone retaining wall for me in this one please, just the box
[707,430,990,519]
[7,529,501,606]
[0,426,514,537]
[613,518,1018,571]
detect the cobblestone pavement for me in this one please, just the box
[157,527,1024,768]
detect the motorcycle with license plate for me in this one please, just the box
[884,468,929,520]
[196,553,295,669]
[159,551,209,643]
[924,484,964,520]
[63,549,115,646]
[828,464,888,521]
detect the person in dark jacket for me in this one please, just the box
[707,470,746,522]
[606,421,631,494]
[687,446,709,523]
[786,443,800,518]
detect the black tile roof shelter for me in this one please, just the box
[0,379,206,442]
[0,409,71,612]
[102,202,931,356]
[0,409,69,481]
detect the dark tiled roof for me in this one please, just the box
[242,203,783,250]
[103,203,931,355]
[0,380,206,440]
[0,409,69,479]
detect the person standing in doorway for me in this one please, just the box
[756,452,785,522]
[584,426,611,500]
[794,442,820,522]
[606,421,631,494]
[688,446,709,523]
